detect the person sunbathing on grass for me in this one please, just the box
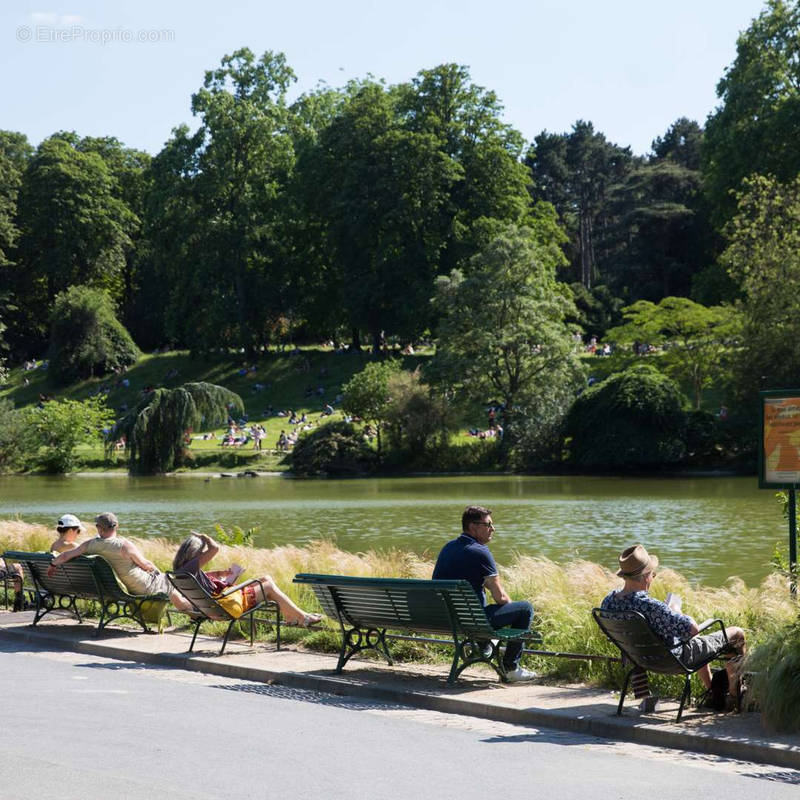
[172,532,323,627]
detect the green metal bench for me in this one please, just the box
[293,573,542,684]
[166,571,281,656]
[3,550,169,633]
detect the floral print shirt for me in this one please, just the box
[601,589,693,648]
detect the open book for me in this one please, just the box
[665,592,682,612]
[226,563,245,586]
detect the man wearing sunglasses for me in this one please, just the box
[433,505,535,682]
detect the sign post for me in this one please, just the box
[759,391,800,597]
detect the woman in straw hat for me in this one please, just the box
[601,544,745,708]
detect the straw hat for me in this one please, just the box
[616,544,659,578]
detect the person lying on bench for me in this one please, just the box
[432,505,536,683]
[172,532,323,627]
[601,544,746,709]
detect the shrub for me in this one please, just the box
[48,285,139,385]
[747,617,800,733]
[286,421,377,476]
[21,395,114,473]
[384,369,457,459]
[0,399,25,471]
[565,363,686,469]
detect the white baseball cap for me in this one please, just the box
[57,514,85,531]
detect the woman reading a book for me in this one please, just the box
[172,532,322,627]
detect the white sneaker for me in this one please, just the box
[504,666,538,683]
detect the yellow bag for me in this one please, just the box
[214,589,245,618]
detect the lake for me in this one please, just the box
[0,474,786,586]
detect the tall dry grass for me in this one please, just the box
[2,519,797,721]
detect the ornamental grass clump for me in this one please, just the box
[3,518,798,707]
[745,615,800,733]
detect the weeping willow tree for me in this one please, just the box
[111,382,244,474]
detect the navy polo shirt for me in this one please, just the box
[432,533,498,607]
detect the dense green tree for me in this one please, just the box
[341,359,403,456]
[703,0,800,224]
[603,146,713,301]
[607,297,739,409]
[430,223,583,453]
[526,121,633,288]
[0,131,32,272]
[398,64,532,267]
[299,80,460,350]
[383,368,457,456]
[567,283,623,340]
[113,382,244,474]
[135,125,204,350]
[565,363,686,469]
[0,399,24,471]
[651,117,703,170]
[150,49,297,353]
[75,136,151,333]
[22,396,113,473]
[48,285,139,385]
[12,137,136,352]
[720,174,800,402]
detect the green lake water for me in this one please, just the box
[0,474,786,587]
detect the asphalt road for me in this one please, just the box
[0,639,798,800]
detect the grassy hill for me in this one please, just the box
[2,346,436,472]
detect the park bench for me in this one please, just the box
[166,571,281,655]
[293,573,545,684]
[2,550,170,633]
[592,607,734,721]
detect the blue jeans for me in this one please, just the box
[484,600,534,669]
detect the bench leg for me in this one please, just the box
[188,618,203,652]
[617,666,635,715]
[336,627,392,673]
[676,674,692,722]
[450,638,506,685]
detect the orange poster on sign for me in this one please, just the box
[763,396,800,484]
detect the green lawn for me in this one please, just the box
[4,347,436,472]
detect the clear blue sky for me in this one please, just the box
[2,0,767,157]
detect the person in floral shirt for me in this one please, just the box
[601,544,745,701]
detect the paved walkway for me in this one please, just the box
[1,611,798,771]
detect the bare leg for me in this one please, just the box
[170,589,195,613]
[697,663,713,690]
[252,575,320,626]
[725,627,746,698]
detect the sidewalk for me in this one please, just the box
[1,611,799,771]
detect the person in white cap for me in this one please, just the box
[50,513,86,554]
[601,543,746,707]
[4,513,86,611]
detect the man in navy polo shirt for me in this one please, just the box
[433,505,536,682]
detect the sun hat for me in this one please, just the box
[57,513,85,531]
[616,544,659,577]
[94,512,119,530]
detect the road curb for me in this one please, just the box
[2,625,799,771]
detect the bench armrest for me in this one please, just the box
[678,617,727,644]
[217,577,262,598]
